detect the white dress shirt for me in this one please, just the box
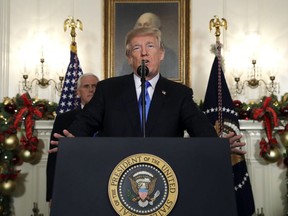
[133,73,159,100]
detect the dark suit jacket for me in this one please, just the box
[46,109,80,201]
[69,74,217,137]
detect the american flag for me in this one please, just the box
[56,41,83,114]
[202,43,255,216]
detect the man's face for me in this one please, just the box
[77,76,98,105]
[135,13,158,28]
[128,35,164,79]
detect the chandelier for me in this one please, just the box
[22,58,64,93]
[234,59,279,95]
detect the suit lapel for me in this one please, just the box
[122,74,142,136]
[146,77,167,135]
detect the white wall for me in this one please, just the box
[190,0,224,102]
[2,0,288,102]
[191,0,288,102]
[1,0,288,215]
[5,0,103,101]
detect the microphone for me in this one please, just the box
[137,60,149,137]
[137,60,149,77]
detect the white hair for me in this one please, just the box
[77,73,99,89]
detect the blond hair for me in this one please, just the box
[125,27,164,56]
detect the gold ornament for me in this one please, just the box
[3,134,19,150]
[29,151,41,165]
[0,115,7,123]
[280,131,288,148]
[0,179,17,195]
[281,93,288,103]
[262,146,281,163]
[273,100,279,107]
[3,97,12,105]
[19,149,36,163]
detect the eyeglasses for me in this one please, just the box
[80,84,97,90]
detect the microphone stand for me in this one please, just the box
[140,60,147,137]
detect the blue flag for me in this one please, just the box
[56,42,83,114]
[202,48,255,216]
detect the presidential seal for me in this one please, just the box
[108,153,178,216]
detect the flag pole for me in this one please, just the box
[56,17,84,114]
[209,15,227,136]
[203,16,255,216]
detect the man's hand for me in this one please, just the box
[224,132,246,155]
[48,130,75,153]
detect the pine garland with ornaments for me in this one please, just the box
[234,93,288,216]
[0,91,288,214]
[233,93,288,164]
[0,93,56,215]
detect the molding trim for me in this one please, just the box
[35,120,54,130]
[239,120,284,130]
[0,0,10,99]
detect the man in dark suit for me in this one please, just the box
[46,73,99,205]
[50,27,245,154]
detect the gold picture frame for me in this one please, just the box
[104,0,190,86]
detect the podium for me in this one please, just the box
[50,137,237,216]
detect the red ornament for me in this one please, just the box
[280,105,288,117]
[239,110,250,120]
[36,103,47,114]
[283,156,288,167]
[4,103,17,114]
[233,100,242,109]
[0,134,4,143]
[12,154,23,166]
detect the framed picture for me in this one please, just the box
[104,0,190,86]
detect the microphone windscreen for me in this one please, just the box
[137,64,149,76]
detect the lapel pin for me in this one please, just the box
[162,90,166,95]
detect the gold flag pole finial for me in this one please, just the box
[64,16,83,42]
[209,15,227,41]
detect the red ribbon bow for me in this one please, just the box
[20,136,38,152]
[13,93,42,139]
[252,97,279,155]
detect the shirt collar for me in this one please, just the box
[133,73,159,89]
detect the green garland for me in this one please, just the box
[233,94,288,121]
[0,93,57,215]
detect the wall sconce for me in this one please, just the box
[234,59,279,95]
[22,58,64,92]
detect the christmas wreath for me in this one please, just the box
[0,93,57,215]
[233,94,288,164]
